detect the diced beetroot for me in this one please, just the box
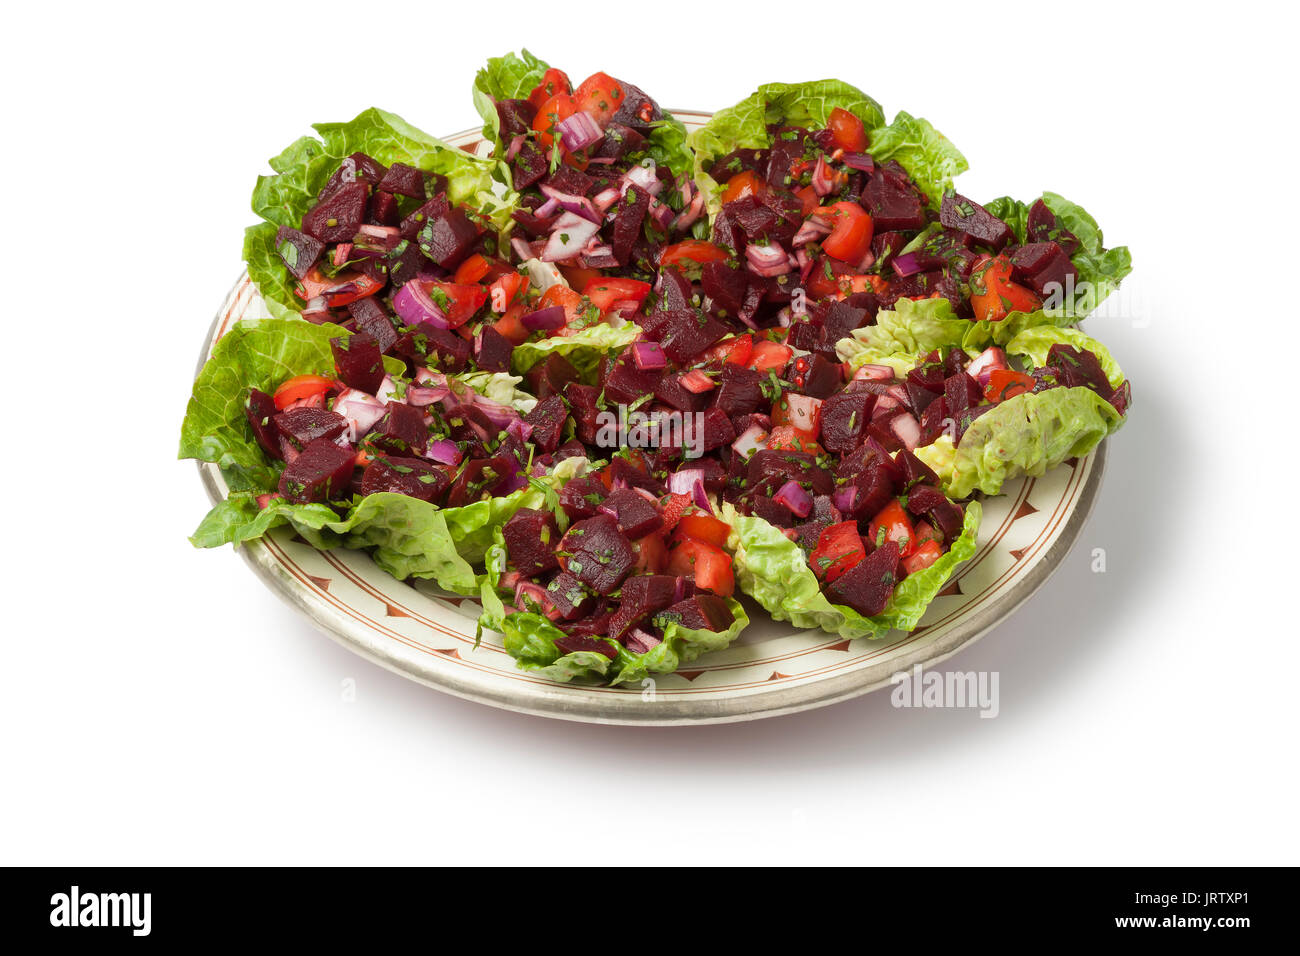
[611,184,651,266]
[524,352,579,399]
[395,324,470,373]
[610,457,664,495]
[896,447,940,489]
[566,384,601,444]
[602,351,660,405]
[940,192,1012,250]
[701,260,747,316]
[278,437,356,503]
[1109,380,1132,416]
[523,396,567,453]
[274,407,349,448]
[559,474,608,521]
[274,226,324,280]
[656,267,694,313]
[320,152,386,197]
[687,407,736,453]
[503,508,560,575]
[820,392,873,454]
[302,181,368,243]
[378,162,426,200]
[511,140,550,191]
[360,456,449,503]
[385,240,425,288]
[708,148,768,181]
[608,574,679,641]
[593,122,646,161]
[1048,345,1111,394]
[747,449,833,497]
[714,365,765,417]
[399,195,450,241]
[865,171,925,232]
[545,571,595,621]
[843,466,894,521]
[598,488,663,539]
[797,354,844,399]
[752,494,794,528]
[553,630,617,658]
[905,382,941,418]
[495,98,537,137]
[907,486,965,543]
[245,389,282,459]
[367,191,400,227]
[418,206,481,269]
[330,332,385,394]
[660,311,727,364]
[825,541,900,616]
[560,514,636,596]
[347,297,399,353]
[544,164,595,197]
[1016,242,1079,297]
[655,593,734,632]
[944,345,970,378]
[654,373,710,413]
[793,519,832,554]
[1027,199,1080,257]
[919,395,950,446]
[365,401,427,456]
[944,372,981,416]
[474,325,513,373]
[563,600,615,638]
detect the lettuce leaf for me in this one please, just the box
[723,502,981,639]
[864,110,968,208]
[835,297,970,373]
[982,191,1132,316]
[915,388,1125,498]
[471,49,551,155]
[1005,326,1126,390]
[511,322,640,380]
[244,108,512,318]
[179,319,342,491]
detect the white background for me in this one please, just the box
[3,1,1295,865]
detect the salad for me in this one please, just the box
[181,51,1132,684]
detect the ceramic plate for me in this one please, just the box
[195,112,1106,725]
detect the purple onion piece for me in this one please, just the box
[393,281,449,329]
[774,480,813,518]
[632,341,667,371]
[522,305,566,331]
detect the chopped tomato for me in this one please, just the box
[913,520,943,548]
[720,169,765,206]
[537,283,587,329]
[749,340,793,374]
[673,512,732,549]
[809,522,867,583]
[666,538,734,597]
[657,492,693,532]
[486,271,526,313]
[573,71,626,126]
[354,448,376,469]
[527,68,571,110]
[985,368,1037,403]
[820,201,875,264]
[273,374,335,410]
[295,267,383,307]
[558,264,605,291]
[532,92,579,149]
[423,280,487,328]
[632,532,668,573]
[969,254,1042,322]
[701,333,753,366]
[868,500,917,557]
[660,239,730,272]
[452,253,490,284]
[902,540,944,576]
[826,107,869,153]
[766,425,823,455]
[584,276,651,314]
[491,302,530,345]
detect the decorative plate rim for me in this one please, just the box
[193,117,1107,726]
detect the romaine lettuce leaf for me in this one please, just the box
[864,110,968,208]
[244,108,512,318]
[1005,325,1126,390]
[915,388,1125,498]
[982,191,1132,316]
[835,297,970,373]
[511,322,640,380]
[471,48,551,155]
[722,501,981,638]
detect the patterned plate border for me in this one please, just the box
[193,115,1107,725]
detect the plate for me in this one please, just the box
[195,112,1106,725]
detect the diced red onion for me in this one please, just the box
[854,364,896,382]
[891,251,925,277]
[731,424,768,459]
[841,152,874,172]
[405,385,450,407]
[592,187,620,212]
[966,346,1009,386]
[621,161,662,197]
[632,341,667,371]
[541,212,601,262]
[785,393,823,433]
[774,480,813,518]
[872,395,901,419]
[510,236,534,262]
[539,185,600,224]
[505,134,526,161]
[522,305,566,331]
[393,281,449,329]
[811,155,838,197]
[832,484,858,512]
[673,188,705,232]
[558,111,603,152]
[793,215,832,248]
[891,412,922,450]
[534,196,561,218]
[424,438,461,466]
[333,388,386,442]
[356,223,399,239]
[648,199,675,229]
[745,241,791,277]
[667,468,703,496]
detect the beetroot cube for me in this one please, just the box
[367,191,400,227]
[418,207,481,269]
[1026,199,1080,256]
[399,195,450,241]
[278,437,356,503]
[303,181,368,243]
[545,570,594,621]
[611,184,651,265]
[598,488,663,539]
[274,407,349,448]
[475,325,513,373]
[602,352,660,405]
[608,574,678,641]
[820,392,873,454]
[360,456,449,503]
[826,541,900,616]
[660,311,727,364]
[274,227,324,280]
[378,162,426,199]
[654,594,734,632]
[746,449,834,497]
[331,332,385,394]
[560,514,636,596]
[347,297,399,354]
[701,260,747,316]
[523,396,568,453]
[940,192,1012,250]
[715,365,766,417]
[503,508,560,576]
[320,152,386,197]
[245,389,282,458]
[524,352,579,399]
[559,474,608,521]
[366,402,427,456]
